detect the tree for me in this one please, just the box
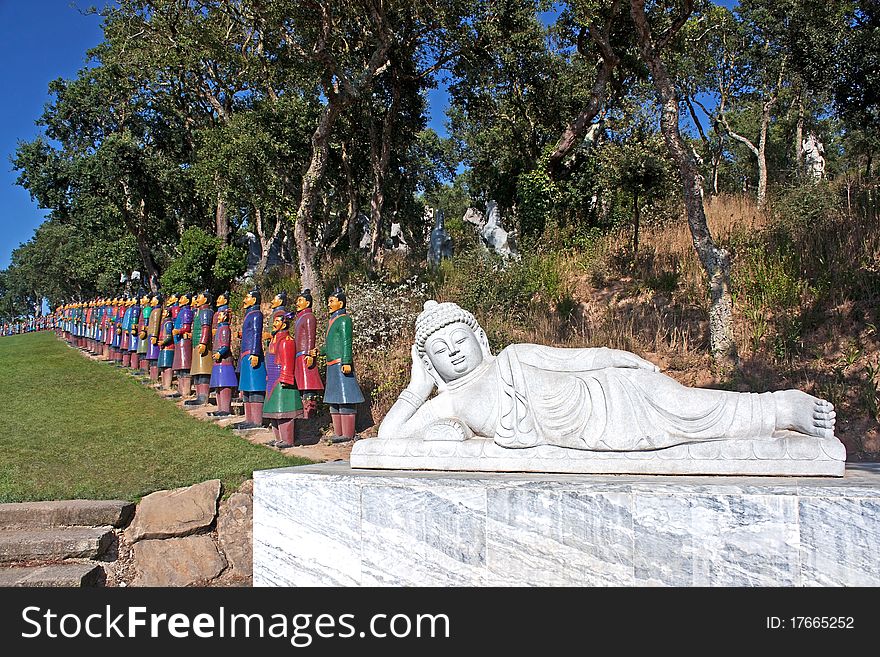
[629,0,737,365]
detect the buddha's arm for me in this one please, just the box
[378,346,441,439]
[516,345,659,372]
[378,393,438,439]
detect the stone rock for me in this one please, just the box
[480,201,518,259]
[218,492,253,577]
[132,535,226,587]
[0,527,114,563]
[802,133,825,181]
[127,479,221,542]
[0,500,134,529]
[0,563,104,587]
[238,479,254,496]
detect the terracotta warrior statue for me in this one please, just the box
[352,301,844,476]
[293,289,323,419]
[157,294,178,391]
[237,287,267,429]
[186,290,215,406]
[171,293,194,398]
[209,292,237,417]
[129,293,145,371]
[263,310,303,447]
[145,293,163,383]
[134,292,151,371]
[317,287,363,442]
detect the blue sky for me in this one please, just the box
[0,1,105,269]
[0,1,737,270]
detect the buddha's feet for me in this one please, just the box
[773,390,836,439]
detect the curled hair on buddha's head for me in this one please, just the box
[415,301,482,354]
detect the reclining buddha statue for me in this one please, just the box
[350,301,845,476]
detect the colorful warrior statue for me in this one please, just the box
[100,299,110,358]
[128,294,144,370]
[135,292,151,371]
[263,311,302,447]
[262,290,288,404]
[317,288,364,442]
[209,292,237,417]
[91,300,102,355]
[237,287,267,429]
[112,298,125,363]
[293,289,323,419]
[186,290,215,406]
[145,293,163,383]
[120,297,134,367]
[172,293,194,398]
[157,294,179,390]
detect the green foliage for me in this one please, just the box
[213,244,248,290]
[159,228,245,295]
[433,242,572,323]
[516,164,560,238]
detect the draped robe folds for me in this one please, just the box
[451,345,778,451]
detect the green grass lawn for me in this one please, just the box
[0,332,310,502]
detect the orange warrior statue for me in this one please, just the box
[186,290,215,407]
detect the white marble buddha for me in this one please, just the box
[377,301,837,451]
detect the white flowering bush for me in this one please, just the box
[345,276,428,352]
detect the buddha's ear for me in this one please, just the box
[422,354,447,392]
[476,327,492,357]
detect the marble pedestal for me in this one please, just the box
[253,462,880,587]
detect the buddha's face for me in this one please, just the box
[425,321,483,382]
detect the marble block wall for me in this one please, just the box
[253,463,880,587]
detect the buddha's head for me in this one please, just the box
[415,301,493,387]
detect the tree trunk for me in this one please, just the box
[119,180,160,292]
[756,98,773,208]
[293,101,341,292]
[368,80,400,265]
[632,191,640,255]
[215,192,229,245]
[630,0,737,366]
[794,92,805,175]
[545,7,620,176]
